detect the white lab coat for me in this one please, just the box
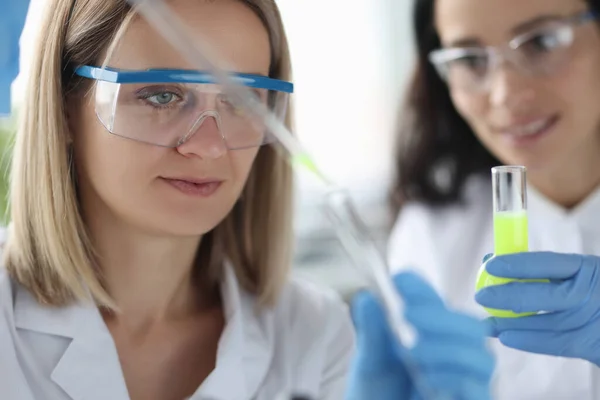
[0,261,355,400]
[389,175,600,400]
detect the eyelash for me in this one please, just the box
[142,92,182,109]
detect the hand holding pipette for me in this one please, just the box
[348,272,495,400]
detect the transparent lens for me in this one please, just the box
[94,80,289,148]
[429,47,492,91]
[511,23,574,75]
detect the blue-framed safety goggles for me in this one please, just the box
[74,65,294,149]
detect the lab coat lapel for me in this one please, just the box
[50,332,130,400]
[193,263,274,400]
[14,286,130,400]
[0,275,36,400]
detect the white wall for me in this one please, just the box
[276,0,415,238]
[278,0,417,295]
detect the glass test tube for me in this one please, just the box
[492,166,529,255]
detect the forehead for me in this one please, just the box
[434,0,587,46]
[107,0,271,74]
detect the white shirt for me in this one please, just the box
[389,175,600,400]
[0,263,355,400]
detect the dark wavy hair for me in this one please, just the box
[390,0,600,218]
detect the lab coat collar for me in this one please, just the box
[13,262,275,400]
[528,183,600,231]
[14,283,130,400]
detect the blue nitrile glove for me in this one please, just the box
[346,272,495,400]
[0,0,31,115]
[475,252,600,366]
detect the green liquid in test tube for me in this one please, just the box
[475,166,546,318]
[493,211,528,254]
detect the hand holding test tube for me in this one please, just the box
[476,166,548,317]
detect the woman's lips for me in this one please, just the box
[161,178,223,197]
[496,115,560,146]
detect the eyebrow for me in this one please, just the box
[445,13,566,48]
[446,37,481,48]
[511,14,565,34]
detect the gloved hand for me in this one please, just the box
[346,272,494,400]
[475,252,600,366]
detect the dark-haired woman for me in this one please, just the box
[389,0,600,399]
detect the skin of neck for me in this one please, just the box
[82,201,217,329]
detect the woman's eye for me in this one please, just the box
[530,34,558,51]
[458,56,486,68]
[146,92,178,106]
[219,94,246,115]
[521,26,573,53]
[450,55,488,74]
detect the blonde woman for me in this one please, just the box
[0,0,355,398]
[0,0,495,399]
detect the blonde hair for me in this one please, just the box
[4,0,294,309]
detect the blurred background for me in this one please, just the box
[6,0,417,300]
[277,0,415,299]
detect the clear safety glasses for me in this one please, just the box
[74,66,294,149]
[428,10,598,92]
